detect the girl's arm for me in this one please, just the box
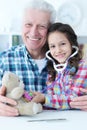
[44,61,87,110]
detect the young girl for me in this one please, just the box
[32,23,87,110]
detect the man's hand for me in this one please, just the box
[70,88,87,111]
[0,86,7,95]
[0,86,19,116]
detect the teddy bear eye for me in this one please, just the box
[18,79,20,82]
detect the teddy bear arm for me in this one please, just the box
[16,102,43,116]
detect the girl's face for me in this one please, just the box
[48,31,72,63]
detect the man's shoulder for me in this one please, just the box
[0,45,25,58]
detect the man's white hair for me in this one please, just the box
[23,0,56,23]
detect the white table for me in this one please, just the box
[0,110,87,130]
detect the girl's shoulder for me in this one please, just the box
[79,58,87,69]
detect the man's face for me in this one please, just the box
[22,9,51,55]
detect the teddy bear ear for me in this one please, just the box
[7,74,11,80]
[4,72,12,80]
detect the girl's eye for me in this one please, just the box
[61,42,66,45]
[49,45,55,49]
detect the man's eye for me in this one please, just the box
[25,24,32,27]
[39,25,47,30]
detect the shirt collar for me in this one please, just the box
[23,45,32,59]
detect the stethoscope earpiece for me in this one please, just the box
[71,46,79,58]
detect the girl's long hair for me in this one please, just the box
[47,23,83,82]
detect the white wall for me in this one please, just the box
[47,0,87,36]
[0,0,87,36]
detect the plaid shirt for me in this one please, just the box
[44,60,87,110]
[0,45,47,91]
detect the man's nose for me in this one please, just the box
[30,26,38,36]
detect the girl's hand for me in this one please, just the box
[70,88,87,111]
[31,91,45,104]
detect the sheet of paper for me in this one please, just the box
[27,110,67,122]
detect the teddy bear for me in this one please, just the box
[2,71,43,116]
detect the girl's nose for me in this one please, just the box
[55,46,61,53]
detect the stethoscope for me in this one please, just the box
[46,46,79,73]
[41,46,79,93]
